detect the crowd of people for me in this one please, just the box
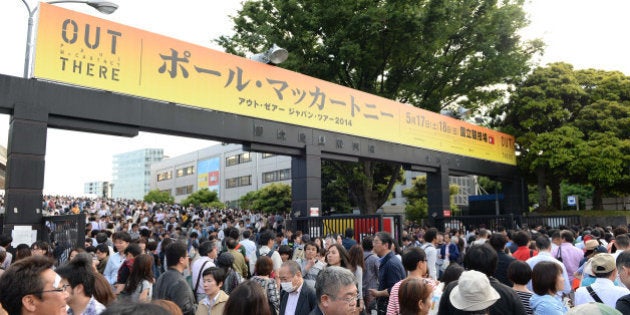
[0,196,629,315]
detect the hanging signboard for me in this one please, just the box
[34,3,516,165]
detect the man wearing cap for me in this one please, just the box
[579,240,610,287]
[575,253,629,307]
[450,270,500,313]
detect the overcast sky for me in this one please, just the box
[0,0,629,195]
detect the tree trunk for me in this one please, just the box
[592,185,604,210]
[549,176,562,210]
[536,166,549,211]
[346,161,402,215]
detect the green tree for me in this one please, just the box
[144,189,174,204]
[239,183,292,213]
[219,0,540,214]
[181,188,224,208]
[495,64,630,210]
[571,70,630,208]
[327,160,403,214]
[494,63,587,211]
[403,176,459,223]
[321,160,353,213]
[560,182,592,210]
[477,176,502,194]
[238,190,257,210]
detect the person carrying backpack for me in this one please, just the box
[258,229,283,276]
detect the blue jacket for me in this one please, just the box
[530,293,567,315]
[439,242,460,263]
[377,251,406,311]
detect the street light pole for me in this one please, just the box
[20,0,119,78]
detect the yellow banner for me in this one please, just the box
[34,3,516,165]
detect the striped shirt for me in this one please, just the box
[515,290,533,315]
[386,277,438,315]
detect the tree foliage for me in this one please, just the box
[402,176,459,223]
[326,160,403,214]
[218,0,540,214]
[321,160,353,214]
[144,189,174,204]
[238,183,292,213]
[181,188,224,208]
[494,63,630,210]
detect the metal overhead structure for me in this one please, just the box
[0,73,524,233]
[1,3,524,235]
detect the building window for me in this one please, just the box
[262,153,275,159]
[262,169,291,183]
[175,185,193,195]
[241,152,251,163]
[176,165,194,177]
[157,171,173,182]
[226,152,252,167]
[226,175,252,188]
[226,155,238,166]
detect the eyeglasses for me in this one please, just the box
[329,294,359,306]
[30,284,71,294]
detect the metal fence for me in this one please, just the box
[0,213,89,268]
[42,213,86,249]
[288,214,403,243]
[42,213,86,266]
[443,214,581,231]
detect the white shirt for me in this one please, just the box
[421,243,437,280]
[284,283,302,315]
[103,251,125,285]
[259,246,283,272]
[525,251,571,295]
[574,277,629,307]
[239,238,257,272]
[191,256,216,294]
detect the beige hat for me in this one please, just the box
[585,240,599,251]
[591,253,616,274]
[450,270,500,311]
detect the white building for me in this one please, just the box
[113,149,164,200]
[151,143,291,206]
[151,143,475,211]
[83,181,111,198]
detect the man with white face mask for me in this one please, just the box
[279,260,317,315]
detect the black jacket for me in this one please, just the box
[617,293,630,315]
[280,283,318,315]
[153,268,196,315]
[494,250,516,287]
[307,305,324,315]
[438,276,526,315]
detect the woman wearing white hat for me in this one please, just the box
[449,270,501,314]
